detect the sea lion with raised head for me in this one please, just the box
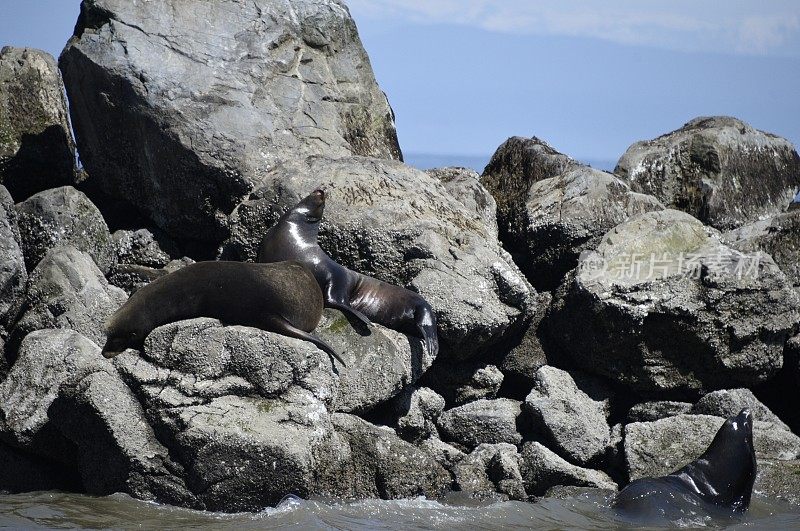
[257,189,439,356]
[102,260,345,366]
[613,408,756,522]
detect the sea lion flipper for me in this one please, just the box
[271,317,347,368]
[328,301,372,328]
[415,305,439,356]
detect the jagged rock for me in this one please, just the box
[481,136,663,290]
[329,414,452,501]
[316,309,433,413]
[499,291,552,390]
[523,366,610,466]
[0,185,25,336]
[107,257,195,295]
[519,441,617,496]
[426,167,498,237]
[60,0,401,241]
[725,210,800,287]
[223,156,538,361]
[0,47,76,200]
[12,246,127,347]
[422,361,504,406]
[615,116,800,230]
[547,209,800,393]
[437,398,522,450]
[0,329,106,463]
[113,228,176,268]
[454,443,526,501]
[692,388,789,431]
[420,437,466,471]
[754,459,800,506]
[626,401,693,423]
[15,186,114,273]
[624,414,800,481]
[50,367,199,507]
[393,387,446,442]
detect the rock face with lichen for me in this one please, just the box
[60,0,401,242]
[0,47,76,200]
[481,136,663,290]
[615,116,800,231]
[547,209,799,394]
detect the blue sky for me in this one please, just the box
[2,1,799,168]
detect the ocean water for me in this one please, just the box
[1,491,798,530]
[404,153,616,173]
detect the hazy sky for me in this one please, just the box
[2,1,798,164]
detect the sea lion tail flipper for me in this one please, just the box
[271,318,347,368]
[415,305,439,356]
[328,301,372,328]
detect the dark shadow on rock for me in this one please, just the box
[1,125,76,201]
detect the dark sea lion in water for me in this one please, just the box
[102,260,345,366]
[613,408,756,522]
[257,189,439,356]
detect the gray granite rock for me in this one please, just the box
[481,136,663,290]
[113,228,175,268]
[624,414,800,481]
[328,414,452,501]
[725,210,800,287]
[61,0,401,241]
[692,388,789,431]
[523,366,610,466]
[547,209,800,393]
[0,185,25,336]
[754,459,800,506]
[427,166,498,238]
[626,401,693,423]
[520,441,617,496]
[15,186,114,273]
[423,361,504,406]
[499,292,552,389]
[0,47,76,200]
[616,116,800,230]
[12,246,127,346]
[224,156,538,362]
[437,398,522,450]
[393,387,446,442]
[454,443,526,501]
[0,329,106,462]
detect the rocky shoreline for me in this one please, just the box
[1,0,799,513]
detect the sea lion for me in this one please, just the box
[102,260,345,366]
[613,408,756,522]
[257,189,439,356]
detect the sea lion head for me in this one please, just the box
[101,309,152,358]
[673,408,756,511]
[290,189,326,224]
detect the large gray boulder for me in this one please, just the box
[12,246,127,347]
[328,413,451,501]
[15,186,115,273]
[725,210,800,287]
[615,116,800,230]
[692,388,789,431]
[223,156,538,361]
[754,459,800,506]
[481,136,663,290]
[0,47,76,200]
[523,366,611,467]
[453,443,527,501]
[520,441,616,496]
[0,329,106,462]
[624,414,800,481]
[421,361,504,406]
[626,401,692,423]
[60,0,401,242]
[392,387,446,443]
[437,398,522,450]
[426,167,498,238]
[113,228,176,268]
[547,209,800,393]
[0,185,26,336]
